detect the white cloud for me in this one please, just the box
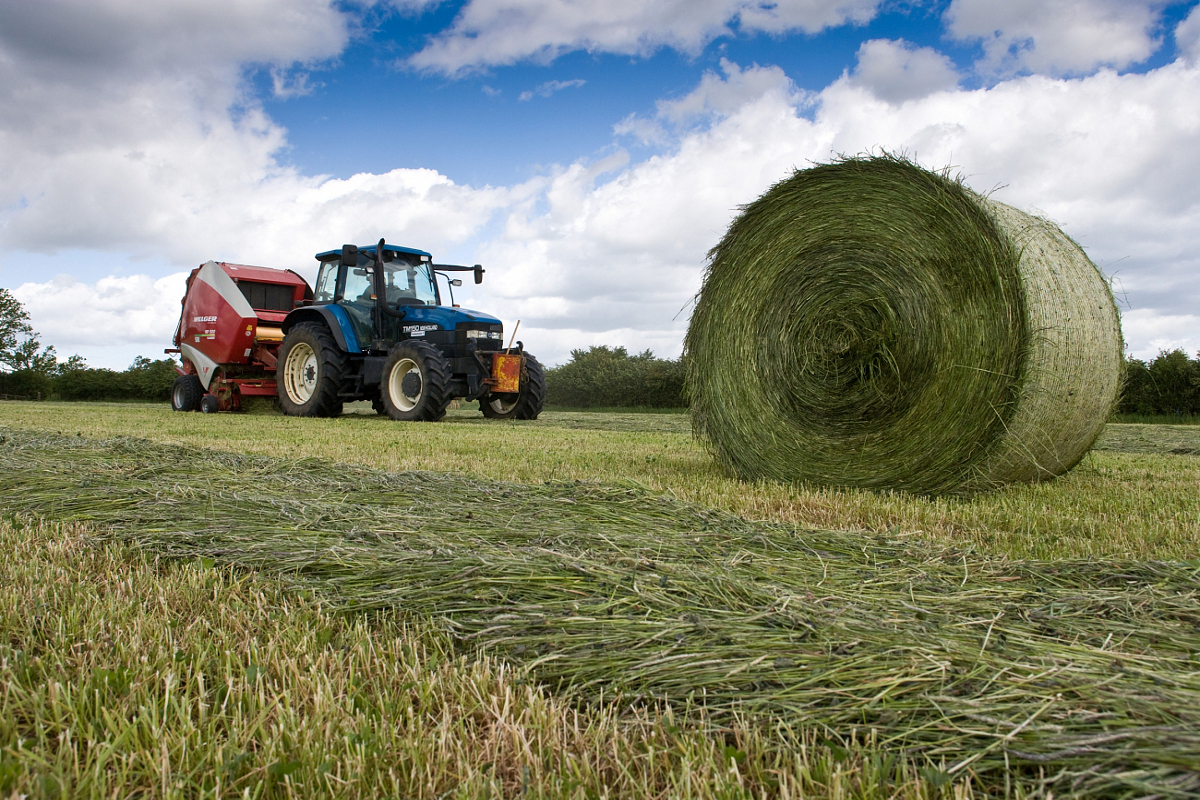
[3,2,1198,370]
[1120,308,1200,360]
[407,0,882,75]
[657,59,801,122]
[0,0,528,366]
[0,0,349,79]
[614,59,801,143]
[11,273,189,366]
[945,0,1167,75]
[477,56,1200,365]
[518,78,586,101]
[849,39,960,103]
[1177,5,1200,64]
[270,67,319,99]
[737,0,879,34]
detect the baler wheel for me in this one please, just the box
[200,395,219,414]
[171,374,204,412]
[276,322,347,417]
[380,341,452,422]
[480,352,547,420]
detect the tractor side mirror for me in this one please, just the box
[473,265,485,285]
[341,244,358,267]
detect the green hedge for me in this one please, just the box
[0,357,179,402]
[544,346,685,408]
[1120,349,1200,417]
[0,369,53,399]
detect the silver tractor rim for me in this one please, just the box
[283,342,319,404]
[488,394,519,415]
[388,357,422,412]
[172,383,186,409]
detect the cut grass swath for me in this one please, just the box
[686,155,1123,494]
[2,427,1198,797]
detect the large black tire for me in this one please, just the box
[276,322,348,417]
[380,341,452,421]
[171,374,203,412]
[480,353,546,420]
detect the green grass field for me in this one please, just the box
[1,400,1198,798]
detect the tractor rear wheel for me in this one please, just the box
[480,353,546,420]
[277,322,347,417]
[171,374,204,412]
[380,341,452,421]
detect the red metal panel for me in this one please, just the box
[492,353,523,394]
[179,263,258,367]
[218,263,308,287]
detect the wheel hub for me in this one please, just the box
[388,357,423,412]
[283,342,318,403]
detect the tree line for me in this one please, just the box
[0,287,178,401]
[544,346,686,408]
[1119,349,1200,417]
[542,346,1200,415]
[4,286,1198,413]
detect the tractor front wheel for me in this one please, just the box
[171,374,204,412]
[480,353,546,420]
[277,322,347,417]
[380,342,452,421]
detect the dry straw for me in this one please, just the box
[686,156,1123,494]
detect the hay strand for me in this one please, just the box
[685,156,1122,494]
[2,427,1197,797]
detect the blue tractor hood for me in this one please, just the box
[399,304,502,329]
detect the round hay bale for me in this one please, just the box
[685,156,1122,494]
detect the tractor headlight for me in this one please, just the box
[466,330,502,340]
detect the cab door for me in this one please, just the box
[334,257,379,349]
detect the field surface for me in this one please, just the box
[1,401,1199,798]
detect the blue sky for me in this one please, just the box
[259,1,1195,185]
[3,0,1200,369]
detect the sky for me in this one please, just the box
[2,0,1199,370]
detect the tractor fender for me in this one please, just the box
[281,305,361,353]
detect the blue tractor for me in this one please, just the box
[277,239,545,421]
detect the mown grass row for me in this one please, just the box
[1,401,1198,561]
[3,427,1198,797]
[5,517,942,799]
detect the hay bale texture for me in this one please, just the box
[685,156,1122,494]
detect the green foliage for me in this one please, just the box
[52,356,178,402]
[1119,349,1200,417]
[0,369,52,399]
[545,346,685,408]
[0,287,175,402]
[0,287,57,374]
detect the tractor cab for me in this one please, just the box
[314,245,438,306]
[310,242,489,354]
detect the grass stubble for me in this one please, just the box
[2,423,1199,797]
[4,517,869,799]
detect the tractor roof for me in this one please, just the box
[314,243,432,261]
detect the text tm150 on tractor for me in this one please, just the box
[167,239,545,421]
